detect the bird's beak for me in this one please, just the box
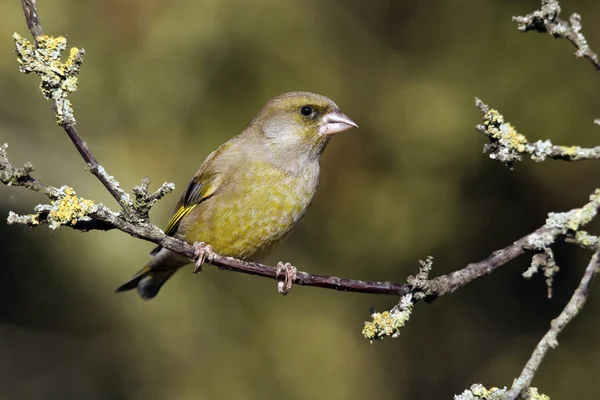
[318,109,358,136]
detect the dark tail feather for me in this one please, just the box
[116,262,178,300]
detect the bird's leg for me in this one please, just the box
[275,261,297,295]
[193,241,215,273]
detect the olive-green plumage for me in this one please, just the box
[116,92,357,299]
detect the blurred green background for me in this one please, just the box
[1,0,600,398]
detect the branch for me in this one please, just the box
[0,144,58,198]
[454,385,548,400]
[5,2,600,398]
[506,250,600,400]
[14,3,135,213]
[2,139,413,296]
[453,1,600,397]
[19,0,42,43]
[475,99,600,168]
[7,0,600,302]
[415,189,600,300]
[6,2,600,381]
[1,142,412,294]
[513,0,600,74]
[132,177,176,220]
[6,139,600,300]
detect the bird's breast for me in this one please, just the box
[184,161,319,260]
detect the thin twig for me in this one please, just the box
[476,99,600,168]
[6,140,600,298]
[9,0,600,303]
[423,227,560,297]
[505,250,600,400]
[513,0,600,74]
[19,0,43,42]
[93,202,414,294]
[17,1,134,213]
[6,4,600,395]
[61,124,134,213]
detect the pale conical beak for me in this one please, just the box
[318,110,358,136]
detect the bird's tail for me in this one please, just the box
[115,261,178,300]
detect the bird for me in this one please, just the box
[116,92,357,300]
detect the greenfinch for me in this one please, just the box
[116,92,357,299]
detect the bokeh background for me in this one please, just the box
[1,0,599,398]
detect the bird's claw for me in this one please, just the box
[276,261,297,295]
[193,242,214,273]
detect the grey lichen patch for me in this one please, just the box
[0,143,62,199]
[521,190,600,297]
[533,143,600,162]
[520,190,600,297]
[132,176,176,219]
[523,248,559,298]
[7,186,97,229]
[513,0,596,67]
[406,255,434,300]
[475,99,600,166]
[0,143,33,184]
[530,140,554,162]
[454,384,549,400]
[454,385,507,400]
[93,165,134,210]
[13,33,85,125]
[363,294,413,342]
[513,0,562,33]
[7,211,40,226]
[545,190,600,233]
[525,231,556,250]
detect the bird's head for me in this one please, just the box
[249,92,358,162]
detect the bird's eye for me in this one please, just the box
[300,105,313,116]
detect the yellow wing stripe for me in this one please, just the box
[164,204,198,236]
[163,179,218,237]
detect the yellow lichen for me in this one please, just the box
[501,123,527,152]
[7,187,97,229]
[527,387,550,400]
[471,385,504,398]
[559,146,577,157]
[545,190,600,237]
[66,47,80,67]
[47,187,95,228]
[572,230,599,248]
[363,294,413,342]
[484,109,504,126]
[35,35,68,64]
[455,384,550,400]
[482,109,528,153]
[13,32,84,125]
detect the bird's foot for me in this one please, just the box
[275,261,297,295]
[193,241,215,273]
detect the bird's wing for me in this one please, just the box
[148,172,218,256]
[163,174,217,236]
[164,146,229,237]
[149,143,233,256]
